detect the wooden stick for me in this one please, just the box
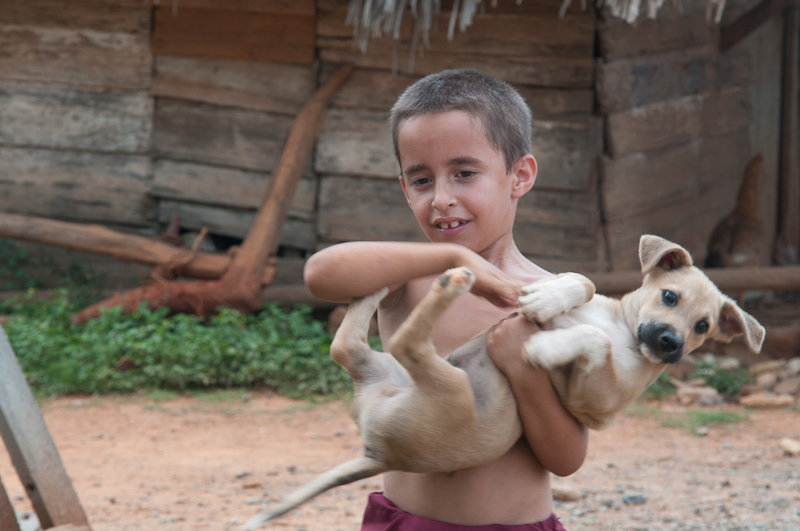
[720,0,799,51]
[587,266,800,295]
[0,211,277,284]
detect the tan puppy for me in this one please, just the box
[244,235,764,528]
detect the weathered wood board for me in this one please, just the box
[152,2,315,64]
[0,147,154,225]
[597,11,717,62]
[0,0,150,32]
[0,24,151,91]
[317,175,602,270]
[0,81,152,153]
[152,55,316,114]
[154,99,293,172]
[315,109,601,192]
[606,87,751,156]
[151,160,316,217]
[0,327,90,529]
[597,46,751,113]
[323,66,595,118]
[157,200,315,252]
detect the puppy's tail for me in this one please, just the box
[242,455,386,529]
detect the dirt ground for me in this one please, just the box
[2,392,799,531]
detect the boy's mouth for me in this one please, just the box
[434,220,469,234]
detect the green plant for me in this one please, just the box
[0,239,43,290]
[689,359,750,396]
[1,290,351,399]
[642,371,677,400]
[661,409,748,433]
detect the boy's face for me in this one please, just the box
[396,110,535,254]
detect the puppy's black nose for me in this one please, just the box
[638,322,684,363]
[658,331,683,363]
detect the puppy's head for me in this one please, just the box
[630,235,765,365]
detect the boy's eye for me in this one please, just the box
[694,320,709,334]
[410,176,432,187]
[455,170,476,179]
[661,290,678,307]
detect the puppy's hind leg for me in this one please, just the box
[330,288,388,381]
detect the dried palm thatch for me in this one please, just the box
[347,0,727,55]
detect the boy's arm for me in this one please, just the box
[304,241,520,306]
[486,314,588,477]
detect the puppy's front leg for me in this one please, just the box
[519,273,595,323]
[522,324,610,374]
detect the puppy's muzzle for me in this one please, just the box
[637,322,684,364]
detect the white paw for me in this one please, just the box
[522,334,562,370]
[438,267,475,297]
[519,275,590,322]
[518,283,570,322]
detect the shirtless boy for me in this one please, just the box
[304,68,587,530]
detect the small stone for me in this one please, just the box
[740,393,795,409]
[622,492,648,505]
[774,375,800,395]
[695,426,710,436]
[552,485,582,502]
[750,360,787,376]
[779,438,800,456]
[756,371,778,389]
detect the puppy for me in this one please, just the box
[244,235,764,528]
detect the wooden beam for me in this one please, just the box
[0,212,277,284]
[779,6,800,257]
[0,327,90,529]
[720,0,799,51]
[587,266,800,295]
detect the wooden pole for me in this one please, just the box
[0,476,21,531]
[587,266,800,295]
[779,6,800,257]
[0,211,277,284]
[0,326,90,529]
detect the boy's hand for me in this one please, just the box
[456,250,523,308]
[485,313,542,375]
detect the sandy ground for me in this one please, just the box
[1,392,799,531]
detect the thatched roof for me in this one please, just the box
[346,0,727,52]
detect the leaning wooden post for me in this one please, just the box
[0,326,90,529]
[0,475,21,531]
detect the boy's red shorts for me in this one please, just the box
[361,492,568,531]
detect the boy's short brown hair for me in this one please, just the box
[390,68,532,173]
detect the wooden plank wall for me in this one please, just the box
[0,0,156,289]
[596,2,777,271]
[315,0,606,273]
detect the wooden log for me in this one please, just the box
[0,82,152,153]
[586,266,800,295]
[154,99,293,172]
[0,147,153,226]
[0,24,151,90]
[152,55,316,114]
[606,87,751,156]
[0,211,277,284]
[152,3,315,64]
[0,327,90,529]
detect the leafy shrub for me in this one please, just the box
[0,290,350,398]
[689,359,750,396]
[643,371,677,400]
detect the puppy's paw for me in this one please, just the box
[522,334,564,370]
[519,274,591,322]
[437,267,475,297]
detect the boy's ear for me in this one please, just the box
[511,154,537,199]
[398,174,411,205]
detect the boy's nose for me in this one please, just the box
[431,181,457,210]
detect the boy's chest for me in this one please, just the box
[384,279,516,358]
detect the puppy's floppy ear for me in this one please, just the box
[713,299,766,353]
[639,235,694,274]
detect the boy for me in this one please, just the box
[304,68,587,530]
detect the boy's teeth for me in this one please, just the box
[440,221,461,229]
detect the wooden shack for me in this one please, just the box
[0,0,797,297]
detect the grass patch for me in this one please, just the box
[1,289,351,399]
[661,410,748,433]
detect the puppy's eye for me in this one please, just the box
[695,320,709,334]
[661,290,678,307]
